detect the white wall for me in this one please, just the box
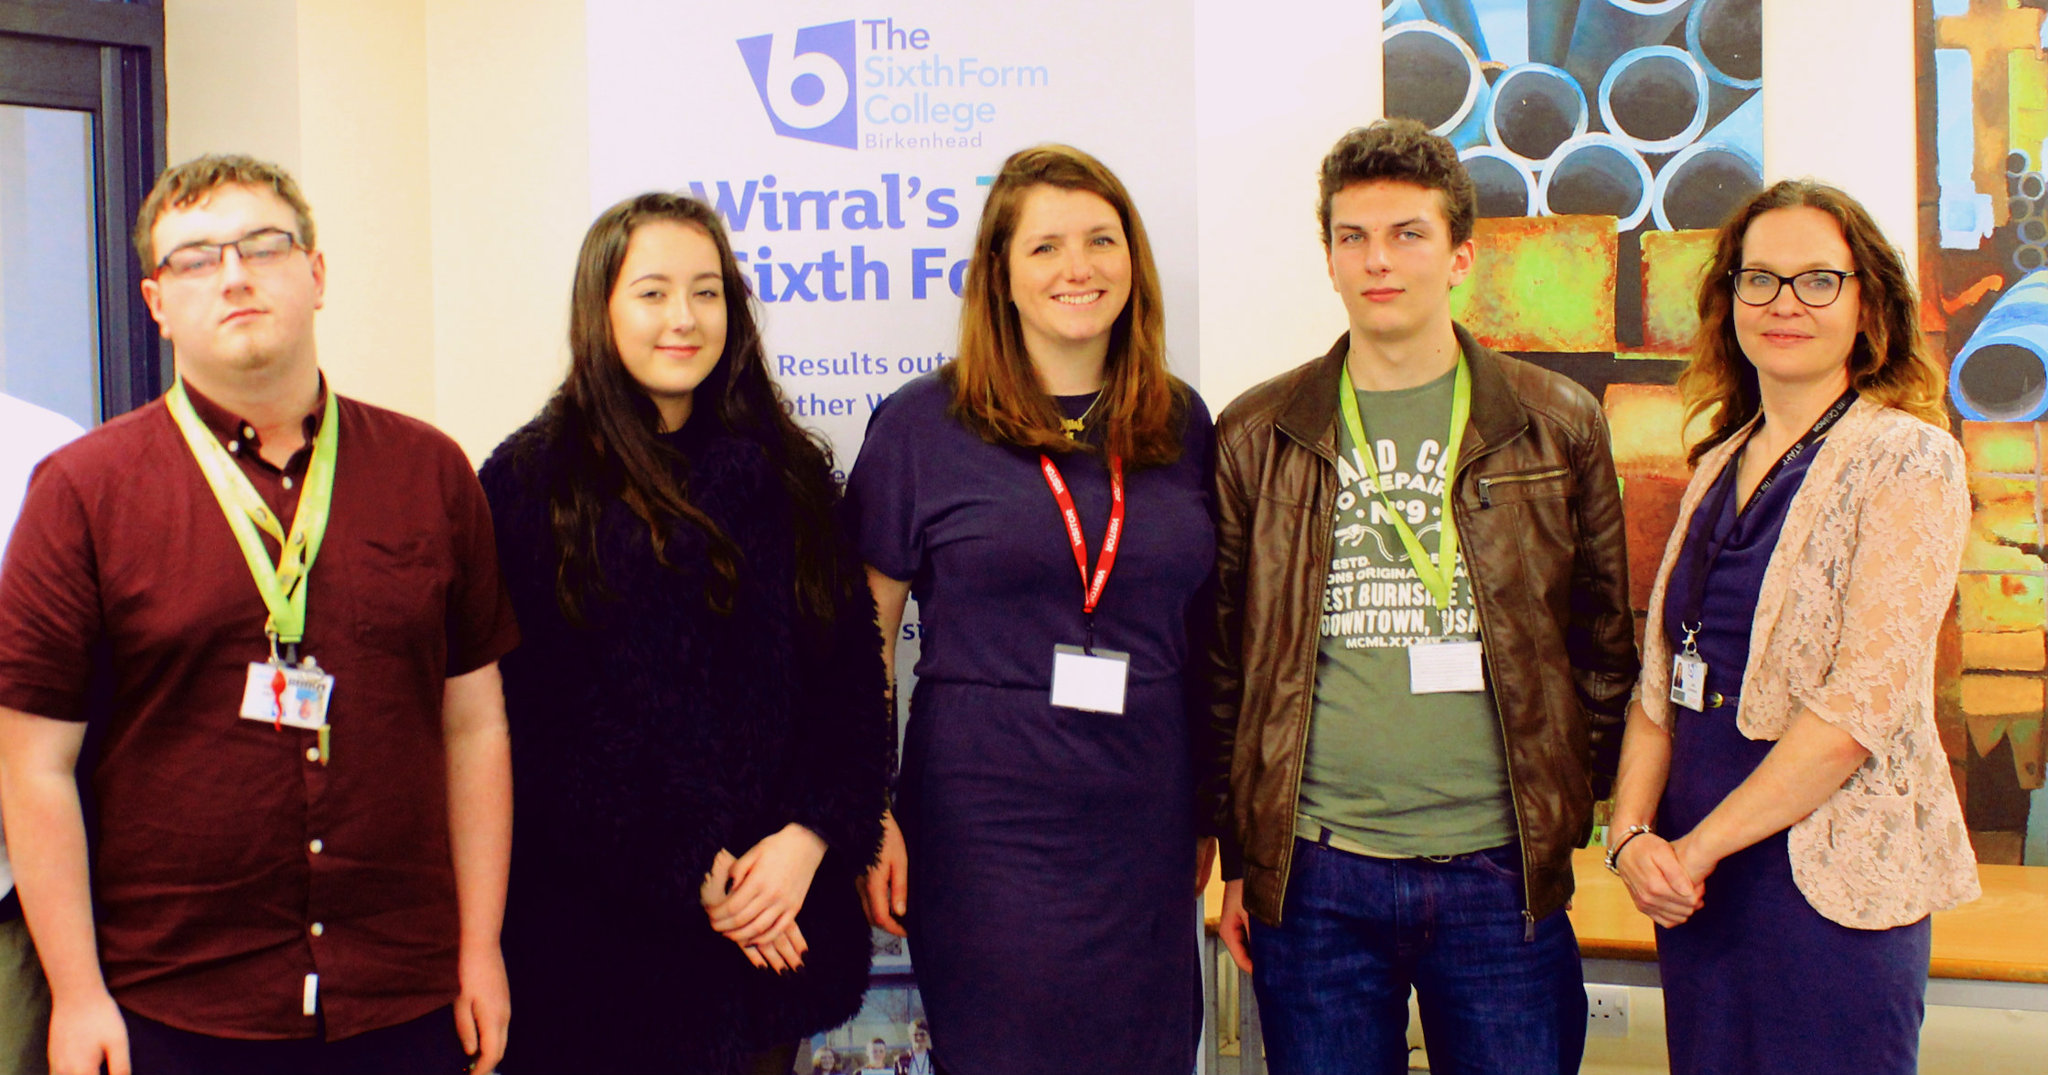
[1760,0,1918,278]
[1191,2,1374,410]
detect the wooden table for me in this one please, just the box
[1565,847,2048,1011]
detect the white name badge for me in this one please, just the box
[1409,640,1485,694]
[1050,644,1130,714]
[1670,652,1707,711]
[240,661,336,730]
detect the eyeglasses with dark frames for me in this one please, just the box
[154,228,304,280]
[1729,268,1858,308]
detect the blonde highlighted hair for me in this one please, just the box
[1681,179,1948,466]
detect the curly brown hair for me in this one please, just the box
[1680,179,1949,465]
[1317,119,1477,248]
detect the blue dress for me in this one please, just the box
[1657,444,1930,1075]
[845,373,1216,1075]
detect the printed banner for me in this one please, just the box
[588,2,1199,1064]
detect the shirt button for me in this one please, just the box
[242,425,255,439]
[310,922,324,937]
[282,476,294,490]
[227,441,239,453]
[305,747,321,762]
[309,839,324,854]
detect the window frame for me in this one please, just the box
[0,0,166,420]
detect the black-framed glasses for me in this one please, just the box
[154,228,303,280]
[1730,268,1858,308]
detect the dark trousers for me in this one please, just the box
[1249,838,1587,1075]
[124,1005,468,1075]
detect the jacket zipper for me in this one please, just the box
[1277,437,1340,920]
[1476,467,1567,509]
[1457,445,1541,939]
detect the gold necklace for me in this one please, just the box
[1061,391,1103,439]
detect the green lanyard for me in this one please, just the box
[166,378,340,648]
[1337,355,1471,611]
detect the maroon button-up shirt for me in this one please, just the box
[0,382,518,1040]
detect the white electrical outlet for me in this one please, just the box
[1586,984,1630,1038]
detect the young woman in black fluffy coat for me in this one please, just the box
[479,193,892,1075]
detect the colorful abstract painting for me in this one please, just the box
[1919,0,2048,867]
[1381,0,1763,730]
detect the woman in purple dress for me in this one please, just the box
[845,145,1216,1074]
[1607,181,1978,1074]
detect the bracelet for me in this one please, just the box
[1604,824,1653,875]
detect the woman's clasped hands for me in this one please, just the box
[1614,830,1716,928]
[700,824,829,974]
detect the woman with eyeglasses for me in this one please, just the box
[1605,180,1977,1075]
[478,193,891,1074]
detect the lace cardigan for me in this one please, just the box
[1636,398,1979,929]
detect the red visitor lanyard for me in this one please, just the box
[1039,453,1124,617]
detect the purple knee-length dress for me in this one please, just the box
[846,373,1215,1075]
[1657,444,1930,1075]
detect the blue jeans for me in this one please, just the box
[1249,837,1587,1075]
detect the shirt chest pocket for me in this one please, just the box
[347,532,453,654]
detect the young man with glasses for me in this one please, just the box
[0,156,517,1075]
[1201,119,1638,1074]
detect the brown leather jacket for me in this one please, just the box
[1201,328,1638,926]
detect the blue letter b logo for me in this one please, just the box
[738,21,857,149]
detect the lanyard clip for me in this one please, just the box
[1678,622,1701,657]
[266,627,300,666]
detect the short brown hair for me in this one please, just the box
[1317,119,1477,248]
[133,154,316,271]
[1680,178,1949,464]
[948,144,1186,468]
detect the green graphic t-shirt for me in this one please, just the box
[1296,363,1517,857]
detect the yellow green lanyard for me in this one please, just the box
[165,379,339,649]
[1337,356,1471,611]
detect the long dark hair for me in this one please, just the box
[948,144,1185,467]
[540,192,844,623]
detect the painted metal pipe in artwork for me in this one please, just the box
[1951,270,2048,422]
[1539,133,1655,230]
[1564,0,1693,115]
[1419,0,1491,60]
[1486,63,1590,166]
[1687,0,1762,131]
[1461,147,1540,218]
[1529,0,1587,68]
[1598,46,1709,156]
[1384,21,1490,148]
[2018,245,2047,274]
[1650,140,1763,232]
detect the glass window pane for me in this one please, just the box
[0,104,100,428]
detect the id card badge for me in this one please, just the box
[240,660,336,730]
[1408,640,1486,694]
[1670,652,1707,711]
[1050,644,1130,714]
